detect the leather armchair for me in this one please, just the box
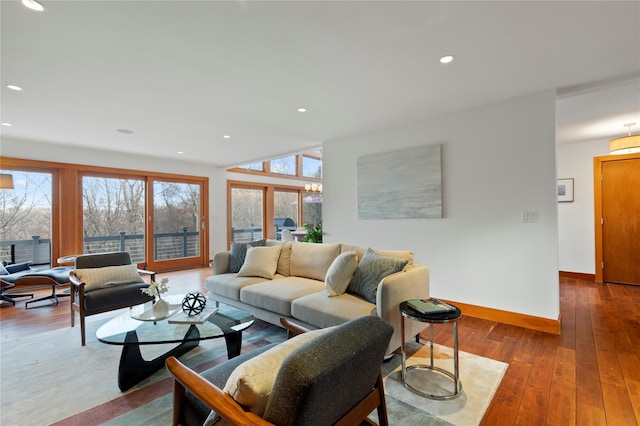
[70,251,155,345]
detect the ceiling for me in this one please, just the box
[1,1,639,168]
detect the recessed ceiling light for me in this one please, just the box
[440,55,454,64]
[116,128,134,134]
[297,107,307,113]
[177,151,184,155]
[1,123,12,127]
[223,135,231,139]
[21,0,44,11]
[6,84,23,91]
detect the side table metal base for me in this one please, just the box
[402,364,463,400]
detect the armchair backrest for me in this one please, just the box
[263,315,393,426]
[75,251,132,269]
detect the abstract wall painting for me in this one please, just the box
[357,144,442,219]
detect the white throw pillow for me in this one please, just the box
[223,327,332,416]
[325,251,358,297]
[237,245,283,279]
[73,264,144,292]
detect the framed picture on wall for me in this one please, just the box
[557,178,574,202]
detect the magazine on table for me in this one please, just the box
[168,306,219,324]
[407,298,456,314]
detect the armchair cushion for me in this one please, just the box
[223,327,331,416]
[74,263,144,292]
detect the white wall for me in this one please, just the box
[556,139,609,274]
[322,91,560,320]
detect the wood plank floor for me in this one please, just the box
[1,270,638,425]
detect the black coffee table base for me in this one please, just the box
[117,325,244,391]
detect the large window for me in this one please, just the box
[82,175,146,261]
[0,169,53,265]
[0,157,208,271]
[153,180,202,261]
[230,187,264,243]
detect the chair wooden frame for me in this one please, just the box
[70,264,155,346]
[166,318,389,426]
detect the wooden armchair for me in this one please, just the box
[70,251,155,345]
[166,315,393,426]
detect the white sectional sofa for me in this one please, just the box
[205,240,430,356]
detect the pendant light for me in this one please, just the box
[610,122,640,155]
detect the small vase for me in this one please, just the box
[152,298,170,318]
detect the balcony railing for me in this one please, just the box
[1,229,200,265]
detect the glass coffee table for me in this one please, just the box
[96,295,254,391]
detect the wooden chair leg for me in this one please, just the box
[80,313,86,346]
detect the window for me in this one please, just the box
[269,155,297,176]
[238,162,263,172]
[0,169,53,265]
[1,158,208,271]
[230,186,264,242]
[302,155,322,179]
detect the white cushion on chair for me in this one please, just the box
[74,264,144,291]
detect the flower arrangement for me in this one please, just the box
[141,277,169,300]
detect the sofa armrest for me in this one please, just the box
[376,264,430,355]
[213,251,230,275]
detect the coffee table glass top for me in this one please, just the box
[96,295,254,345]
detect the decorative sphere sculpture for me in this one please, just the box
[182,291,207,316]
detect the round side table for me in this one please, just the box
[400,300,463,400]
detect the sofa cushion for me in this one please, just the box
[73,264,144,292]
[347,248,409,303]
[205,274,271,300]
[240,277,325,316]
[237,245,282,279]
[223,327,332,416]
[290,242,341,282]
[291,291,376,329]
[324,251,358,297]
[276,241,293,277]
[229,239,267,273]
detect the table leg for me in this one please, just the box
[224,330,243,359]
[118,325,200,392]
[401,315,407,383]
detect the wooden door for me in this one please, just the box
[596,155,640,285]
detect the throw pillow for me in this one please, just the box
[348,248,409,303]
[237,245,283,279]
[289,242,341,281]
[5,262,31,274]
[223,327,332,416]
[73,264,144,292]
[325,251,358,297]
[229,239,267,273]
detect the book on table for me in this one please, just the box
[168,306,218,324]
[408,298,456,314]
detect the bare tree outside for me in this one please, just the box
[0,170,52,263]
[231,188,263,242]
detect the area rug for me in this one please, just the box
[1,318,506,425]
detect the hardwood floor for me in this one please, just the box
[1,271,638,425]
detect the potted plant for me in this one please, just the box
[303,223,323,243]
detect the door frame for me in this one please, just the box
[593,152,640,283]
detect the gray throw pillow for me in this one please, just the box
[348,248,408,303]
[229,239,267,273]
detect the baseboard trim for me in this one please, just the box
[440,299,561,335]
[559,271,596,281]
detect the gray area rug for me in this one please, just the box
[1,316,506,425]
